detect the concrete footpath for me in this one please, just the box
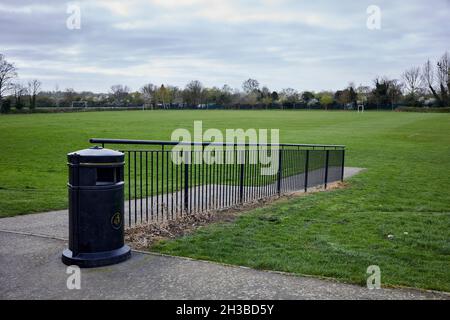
[0,167,449,300]
[0,232,448,300]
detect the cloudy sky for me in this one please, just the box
[1,0,449,92]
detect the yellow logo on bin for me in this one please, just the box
[111,212,122,229]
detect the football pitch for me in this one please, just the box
[1,110,449,291]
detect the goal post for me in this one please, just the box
[71,101,88,108]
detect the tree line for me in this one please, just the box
[1,51,449,113]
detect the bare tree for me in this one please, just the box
[402,67,421,96]
[387,79,403,110]
[28,79,41,109]
[420,52,450,106]
[242,78,259,94]
[217,84,233,108]
[12,83,27,109]
[110,84,130,104]
[0,54,17,103]
[63,88,77,107]
[436,52,449,105]
[167,85,182,105]
[183,80,203,106]
[356,85,371,105]
[421,59,441,104]
[140,83,157,109]
[280,88,298,109]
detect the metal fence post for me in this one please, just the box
[304,150,309,192]
[341,149,345,182]
[324,150,329,189]
[184,151,189,213]
[277,148,282,195]
[239,150,245,203]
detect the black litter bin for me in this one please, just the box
[62,146,131,267]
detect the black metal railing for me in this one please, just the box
[90,138,345,227]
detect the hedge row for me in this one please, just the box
[1,107,144,114]
[395,106,450,113]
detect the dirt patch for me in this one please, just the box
[125,181,348,250]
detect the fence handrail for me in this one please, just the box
[89,138,345,150]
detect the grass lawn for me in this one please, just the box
[1,110,449,291]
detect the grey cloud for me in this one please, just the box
[0,0,449,92]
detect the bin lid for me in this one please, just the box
[68,146,124,164]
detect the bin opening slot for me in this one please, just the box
[96,167,117,185]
